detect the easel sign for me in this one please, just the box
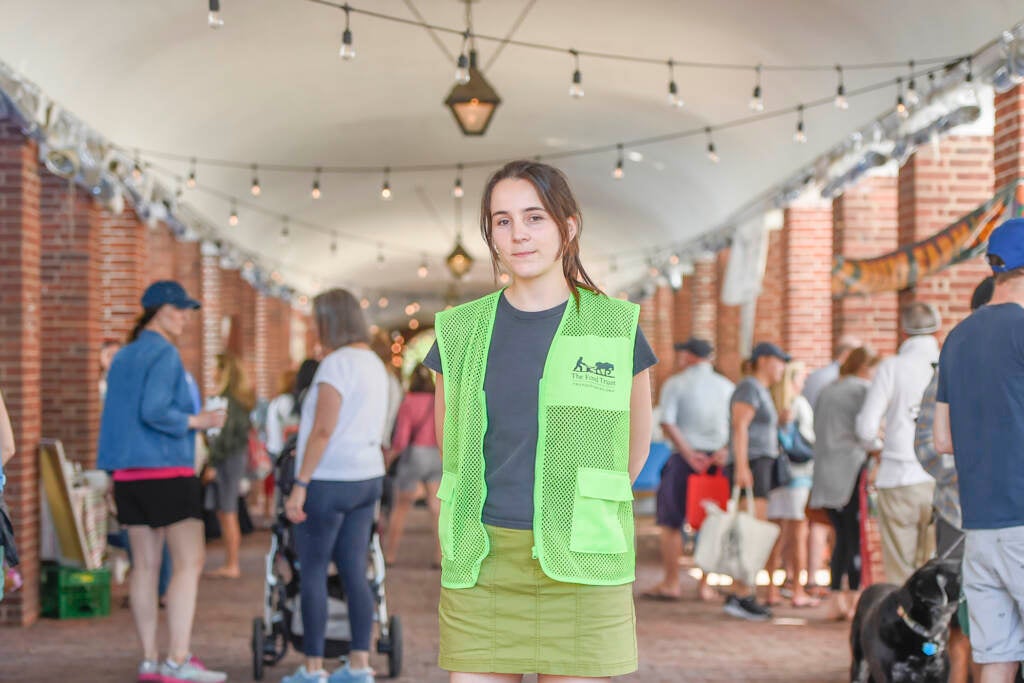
[39,439,91,568]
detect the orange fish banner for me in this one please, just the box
[832,180,1024,298]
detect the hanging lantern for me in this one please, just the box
[444,51,501,136]
[445,239,474,279]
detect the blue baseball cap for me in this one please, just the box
[987,218,1024,273]
[750,341,791,363]
[674,337,714,358]
[141,280,201,310]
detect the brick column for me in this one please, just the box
[782,203,834,370]
[672,279,693,343]
[255,293,270,399]
[898,135,994,341]
[753,229,784,346]
[145,224,176,284]
[174,240,203,384]
[0,122,42,626]
[267,298,294,389]
[39,175,102,467]
[832,175,900,356]
[995,84,1024,190]
[638,285,674,394]
[715,250,742,382]
[692,258,718,342]
[200,248,222,397]
[99,208,148,345]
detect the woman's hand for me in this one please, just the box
[189,409,227,431]
[733,462,753,490]
[285,486,308,524]
[201,466,217,485]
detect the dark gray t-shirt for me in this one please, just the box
[729,376,779,461]
[423,293,657,529]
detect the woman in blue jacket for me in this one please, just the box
[98,281,227,683]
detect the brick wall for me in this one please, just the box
[174,240,204,383]
[898,135,994,341]
[715,249,742,382]
[692,259,717,341]
[0,123,42,625]
[254,294,294,399]
[832,175,899,356]
[638,286,675,394]
[672,278,693,343]
[200,252,223,398]
[995,84,1024,191]
[145,223,176,284]
[782,205,834,370]
[100,208,147,345]
[39,176,102,467]
[754,229,784,346]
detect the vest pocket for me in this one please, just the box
[569,468,633,554]
[436,471,457,556]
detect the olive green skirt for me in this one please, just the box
[438,524,638,677]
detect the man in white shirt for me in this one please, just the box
[855,302,939,584]
[803,334,862,409]
[642,338,735,601]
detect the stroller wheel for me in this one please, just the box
[386,615,403,678]
[252,617,266,680]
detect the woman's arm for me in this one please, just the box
[731,402,755,488]
[628,370,653,483]
[284,382,341,524]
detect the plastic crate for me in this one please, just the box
[41,563,111,619]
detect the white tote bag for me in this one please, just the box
[694,487,780,587]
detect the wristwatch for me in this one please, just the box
[294,479,309,489]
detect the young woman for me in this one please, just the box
[283,288,389,683]
[384,363,442,567]
[202,352,254,579]
[422,160,656,682]
[97,280,227,683]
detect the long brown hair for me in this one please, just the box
[216,352,256,410]
[480,160,601,306]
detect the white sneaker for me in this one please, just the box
[160,655,227,683]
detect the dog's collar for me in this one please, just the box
[896,604,944,656]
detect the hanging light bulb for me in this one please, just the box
[905,60,920,107]
[378,296,389,309]
[609,256,618,273]
[834,65,848,110]
[131,149,143,181]
[895,77,909,119]
[338,5,355,60]
[380,168,392,200]
[749,65,764,111]
[613,144,624,179]
[186,158,197,189]
[250,164,261,196]
[417,258,429,278]
[705,127,719,163]
[453,165,464,198]
[376,245,385,269]
[454,33,471,85]
[311,168,321,199]
[330,236,338,254]
[498,272,511,285]
[279,217,290,244]
[667,60,684,109]
[228,200,239,226]
[568,49,584,99]
[409,319,420,331]
[360,297,370,309]
[208,0,224,29]
[793,105,807,143]
[965,56,974,83]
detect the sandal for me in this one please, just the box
[640,589,682,602]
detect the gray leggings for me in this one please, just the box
[294,477,383,655]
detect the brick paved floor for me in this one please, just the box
[0,509,851,682]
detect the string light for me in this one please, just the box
[705,127,719,164]
[793,104,806,143]
[455,32,471,85]
[499,272,511,285]
[409,319,420,331]
[186,158,197,188]
[417,258,429,278]
[228,200,239,226]
[330,235,338,254]
[905,60,920,107]
[378,296,389,309]
[834,65,848,110]
[376,244,385,268]
[132,149,143,180]
[311,168,321,199]
[613,144,624,179]
[380,168,392,200]
[667,60,683,109]
[208,0,224,29]
[965,56,974,83]
[749,65,764,112]
[895,77,909,119]
[609,256,618,273]
[250,164,261,196]
[280,216,290,244]
[360,297,370,309]
[568,49,584,99]
[452,164,464,198]
[338,4,355,60]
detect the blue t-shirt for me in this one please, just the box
[937,303,1024,530]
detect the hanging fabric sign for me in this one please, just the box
[832,180,1024,298]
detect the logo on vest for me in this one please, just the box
[571,356,617,391]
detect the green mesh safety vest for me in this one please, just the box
[434,287,640,588]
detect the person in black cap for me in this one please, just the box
[723,341,789,621]
[642,338,734,601]
[98,280,229,683]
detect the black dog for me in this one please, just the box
[850,559,961,682]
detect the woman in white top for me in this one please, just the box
[283,289,388,683]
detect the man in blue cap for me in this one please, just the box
[934,217,1024,683]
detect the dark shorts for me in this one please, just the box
[723,456,774,499]
[655,453,718,529]
[114,476,203,528]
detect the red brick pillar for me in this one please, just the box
[174,240,203,384]
[753,229,785,346]
[200,247,222,397]
[145,224,176,284]
[692,258,718,342]
[267,298,293,389]
[782,203,834,370]
[832,175,900,356]
[672,278,693,343]
[39,175,102,467]
[255,293,271,399]
[0,122,42,626]
[638,286,674,394]
[898,135,994,342]
[100,208,148,345]
[995,84,1024,190]
[715,250,742,382]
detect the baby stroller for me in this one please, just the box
[251,434,403,679]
